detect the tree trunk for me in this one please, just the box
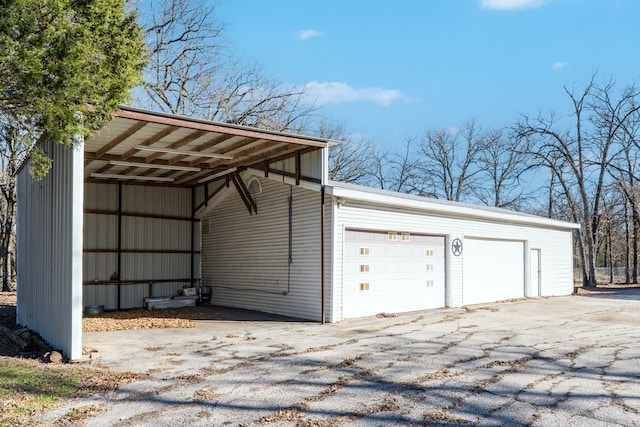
[633,206,639,284]
[0,177,16,292]
[608,227,613,284]
[625,201,630,284]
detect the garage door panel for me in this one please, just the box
[463,238,524,305]
[343,229,445,319]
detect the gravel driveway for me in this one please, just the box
[40,291,640,426]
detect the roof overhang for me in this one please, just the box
[84,106,331,187]
[327,182,581,231]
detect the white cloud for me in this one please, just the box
[480,0,544,10]
[552,61,569,72]
[297,29,323,41]
[302,81,406,106]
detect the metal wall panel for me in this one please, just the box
[269,149,323,180]
[17,139,84,359]
[83,183,198,309]
[201,174,323,321]
[122,185,192,217]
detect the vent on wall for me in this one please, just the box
[247,177,263,196]
[202,218,211,235]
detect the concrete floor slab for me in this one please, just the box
[37,290,640,425]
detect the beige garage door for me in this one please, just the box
[343,229,445,319]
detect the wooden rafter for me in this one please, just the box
[143,129,208,162]
[121,126,179,160]
[83,107,330,188]
[115,109,327,148]
[231,172,257,215]
[85,121,147,167]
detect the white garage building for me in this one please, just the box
[17,107,579,359]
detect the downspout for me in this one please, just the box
[190,186,195,287]
[285,185,292,295]
[321,185,326,324]
[117,182,122,310]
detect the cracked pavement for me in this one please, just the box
[41,290,640,426]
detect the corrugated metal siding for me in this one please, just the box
[201,175,323,321]
[83,183,198,309]
[17,139,84,359]
[333,199,574,319]
[269,149,323,180]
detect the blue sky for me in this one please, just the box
[218,0,640,148]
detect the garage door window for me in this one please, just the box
[402,233,410,241]
[360,264,370,273]
[360,282,370,291]
[426,249,434,257]
[360,247,370,256]
[388,232,397,241]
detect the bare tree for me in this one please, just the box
[368,146,392,190]
[360,139,422,194]
[607,85,640,283]
[416,120,489,202]
[476,130,533,210]
[516,78,640,287]
[314,122,375,185]
[136,0,316,132]
[384,139,423,194]
[0,117,33,291]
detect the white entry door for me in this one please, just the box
[343,229,445,319]
[530,249,541,296]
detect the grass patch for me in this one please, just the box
[0,357,81,426]
[0,356,147,426]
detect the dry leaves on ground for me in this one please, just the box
[82,307,208,332]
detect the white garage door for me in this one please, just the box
[463,238,524,305]
[343,229,445,319]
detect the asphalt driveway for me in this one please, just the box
[41,290,640,426]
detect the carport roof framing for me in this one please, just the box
[84,106,334,187]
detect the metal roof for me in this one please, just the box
[84,106,330,187]
[327,181,581,230]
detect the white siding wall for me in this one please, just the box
[201,175,324,321]
[17,139,84,360]
[332,199,574,320]
[84,183,199,309]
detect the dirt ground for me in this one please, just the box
[0,292,207,358]
[0,292,153,426]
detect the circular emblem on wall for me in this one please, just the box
[452,238,463,256]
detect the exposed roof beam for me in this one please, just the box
[84,152,215,170]
[121,126,179,160]
[116,108,328,148]
[90,173,174,182]
[109,160,201,172]
[136,145,234,160]
[85,121,148,167]
[143,130,208,162]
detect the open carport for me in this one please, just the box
[17,106,331,360]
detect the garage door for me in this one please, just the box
[343,229,445,319]
[463,238,524,305]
